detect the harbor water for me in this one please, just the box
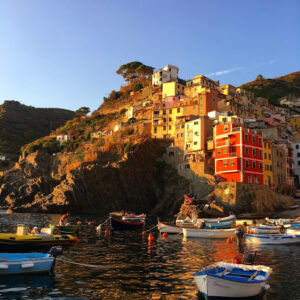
[0,213,300,299]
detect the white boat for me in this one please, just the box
[183,227,236,238]
[248,224,288,234]
[246,232,300,245]
[157,220,182,234]
[193,262,272,298]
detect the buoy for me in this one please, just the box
[77,221,81,225]
[73,236,78,244]
[148,232,154,244]
[162,232,167,239]
[234,254,243,264]
[104,229,110,236]
[88,221,93,226]
[142,231,146,237]
[249,231,253,235]
[227,236,233,244]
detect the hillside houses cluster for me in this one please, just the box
[148,65,300,189]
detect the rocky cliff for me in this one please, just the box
[0,139,189,216]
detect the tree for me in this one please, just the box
[75,107,90,117]
[116,61,154,83]
[256,74,264,81]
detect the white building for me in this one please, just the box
[184,118,208,152]
[152,65,179,86]
[56,135,73,145]
[127,105,143,119]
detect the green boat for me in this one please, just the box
[55,225,79,235]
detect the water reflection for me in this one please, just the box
[0,213,299,299]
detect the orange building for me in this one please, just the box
[214,119,264,184]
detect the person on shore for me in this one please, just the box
[59,212,71,226]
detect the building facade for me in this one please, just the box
[214,120,264,184]
[152,65,179,86]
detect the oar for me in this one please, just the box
[248,270,258,281]
[220,268,228,277]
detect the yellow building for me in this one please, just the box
[263,139,273,187]
[289,115,300,129]
[162,81,185,99]
[218,84,236,97]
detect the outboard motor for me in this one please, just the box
[49,246,63,257]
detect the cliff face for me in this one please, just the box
[0,140,189,216]
[0,100,76,160]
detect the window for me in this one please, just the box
[154,127,157,133]
[258,138,262,144]
[224,148,227,154]
[268,154,271,159]
[184,107,187,112]
[298,161,300,166]
[224,160,228,167]
[252,136,256,143]
[253,161,256,168]
[177,108,180,113]
[185,164,190,169]
[270,165,272,171]
[268,144,270,149]
[200,103,203,107]
[169,117,172,122]
[296,145,299,149]
[169,125,172,130]
[163,126,166,131]
[245,147,249,155]
[163,110,166,115]
[218,149,221,155]
[246,160,249,168]
[176,133,179,138]
[252,148,256,156]
[260,163,263,169]
[193,106,196,110]
[181,133,184,137]
[245,134,248,141]
[264,142,266,148]
[169,109,172,114]
[259,150,262,157]
[298,153,300,158]
[231,159,235,166]
[248,175,252,183]
[199,96,203,100]
[224,125,228,131]
[194,141,198,145]
[264,153,267,159]
[163,118,167,123]
[194,121,199,125]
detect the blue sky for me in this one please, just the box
[0,0,299,112]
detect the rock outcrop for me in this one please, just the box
[0,140,189,216]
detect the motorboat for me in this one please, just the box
[55,225,79,235]
[245,232,300,245]
[183,227,237,239]
[193,262,272,298]
[0,246,62,275]
[0,225,77,249]
[109,212,146,230]
[157,219,183,234]
[248,224,287,235]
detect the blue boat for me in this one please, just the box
[0,247,62,275]
[193,262,272,298]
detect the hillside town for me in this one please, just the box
[84,65,300,195]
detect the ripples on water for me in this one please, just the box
[0,213,299,299]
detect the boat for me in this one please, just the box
[183,227,237,238]
[245,232,300,245]
[109,212,146,230]
[0,225,77,248]
[157,219,183,234]
[55,225,79,235]
[176,214,236,229]
[248,224,287,235]
[193,262,272,299]
[0,246,62,275]
[265,218,300,228]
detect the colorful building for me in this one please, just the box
[162,81,186,99]
[272,143,286,188]
[214,118,264,184]
[152,65,178,86]
[289,115,300,129]
[263,139,273,187]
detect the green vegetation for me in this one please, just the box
[116,61,154,83]
[240,71,300,105]
[75,107,90,117]
[0,100,76,159]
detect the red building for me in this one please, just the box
[214,119,264,184]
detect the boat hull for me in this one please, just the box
[194,274,268,298]
[110,217,145,231]
[183,228,236,238]
[56,225,79,235]
[157,221,182,234]
[246,233,300,245]
[0,233,75,249]
[0,253,54,275]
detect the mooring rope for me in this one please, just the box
[56,257,108,269]
[96,218,110,231]
[146,224,158,232]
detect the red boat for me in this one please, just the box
[109,212,146,230]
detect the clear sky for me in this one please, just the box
[0,0,299,112]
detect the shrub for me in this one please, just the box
[123,141,133,154]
